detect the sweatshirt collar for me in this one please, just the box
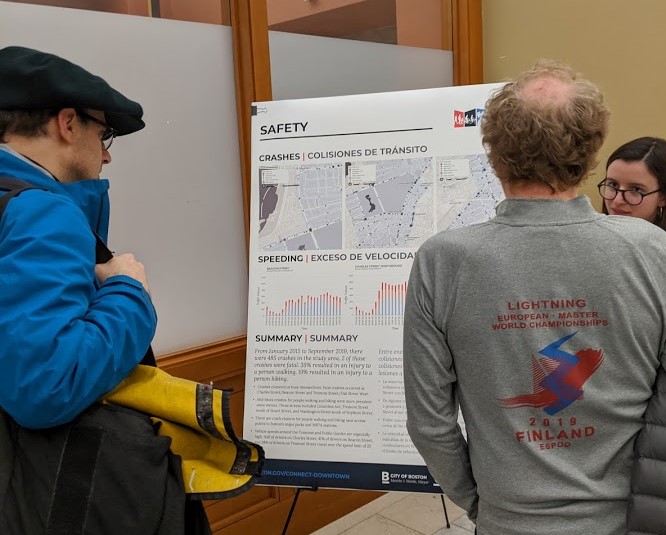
[493,196,602,226]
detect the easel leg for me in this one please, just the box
[281,488,302,535]
[440,495,451,529]
[282,486,318,535]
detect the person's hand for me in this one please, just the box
[95,253,150,292]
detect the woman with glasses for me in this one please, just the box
[599,136,666,535]
[597,136,666,229]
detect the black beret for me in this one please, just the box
[0,46,144,136]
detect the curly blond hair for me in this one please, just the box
[481,60,610,191]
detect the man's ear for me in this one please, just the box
[54,108,77,144]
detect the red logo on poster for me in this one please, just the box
[453,110,465,128]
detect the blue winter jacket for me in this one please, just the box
[0,146,157,429]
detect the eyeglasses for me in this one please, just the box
[597,179,661,206]
[76,110,116,150]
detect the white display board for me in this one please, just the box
[244,83,504,492]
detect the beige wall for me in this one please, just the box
[482,0,666,207]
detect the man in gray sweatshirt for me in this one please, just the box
[403,60,666,535]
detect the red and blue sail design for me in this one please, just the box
[499,332,604,415]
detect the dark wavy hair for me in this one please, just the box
[0,109,58,142]
[602,137,666,230]
[481,60,610,191]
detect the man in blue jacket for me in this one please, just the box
[0,45,156,428]
[0,47,198,534]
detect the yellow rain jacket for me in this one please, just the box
[105,365,264,499]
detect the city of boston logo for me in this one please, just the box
[454,108,484,128]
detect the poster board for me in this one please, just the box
[244,83,504,492]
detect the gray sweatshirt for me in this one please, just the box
[403,196,666,535]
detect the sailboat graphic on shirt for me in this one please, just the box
[499,332,604,415]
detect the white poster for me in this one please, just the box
[245,84,504,492]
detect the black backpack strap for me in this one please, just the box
[0,177,45,220]
[45,426,104,535]
[0,176,157,367]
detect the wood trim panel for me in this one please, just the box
[268,0,396,38]
[221,0,231,26]
[395,0,444,50]
[7,0,149,15]
[230,0,272,253]
[158,336,247,382]
[128,0,149,15]
[214,488,382,535]
[452,0,483,85]
[268,0,382,27]
[441,0,453,50]
[157,0,224,24]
